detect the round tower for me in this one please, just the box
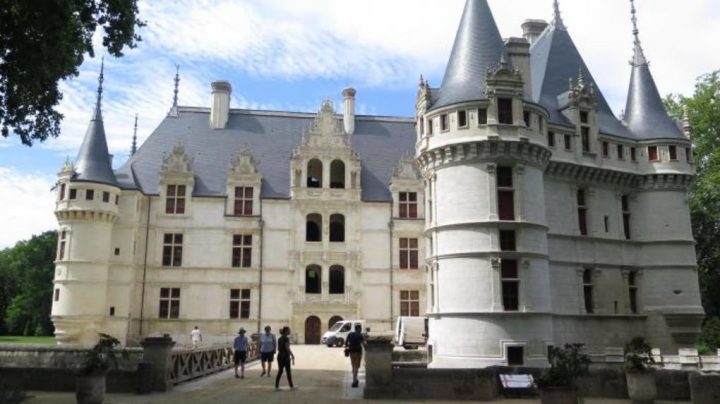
[52,62,120,346]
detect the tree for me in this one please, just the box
[0,231,57,335]
[665,71,720,318]
[0,0,144,145]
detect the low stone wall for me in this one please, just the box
[0,368,138,393]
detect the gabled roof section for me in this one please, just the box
[622,0,684,140]
[530,17,632,138]
[431,0,506,111]
[74,60,119,187]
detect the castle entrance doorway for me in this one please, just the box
[328,315,343,329]
[305,315,321,344]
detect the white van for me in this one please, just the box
[395,316,428,349]
[321,320,364,347]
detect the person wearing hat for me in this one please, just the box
[233,327,250,379]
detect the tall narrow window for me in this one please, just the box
[330,160,346,189]
[648,146,659,161]
[458,110,468,128]
[501,259,519,311]
[159,288,180,319]
[165,185,186,214]
[477,108,488,125]
[631,147,637,161]
[440,114,449,131]
[428,118,434,135]
[306,214,322,242]
[499,230,516,251]
[497,167,514,221]
[230,289,251,319]
[234,187,253,216]
[54,289,60,302]
[622,195,631,240]
[59,183,66,200]
[564,134,572,151]
[617,144,624,160]
[577,189,588,236]
[523,111,531,127]
[162,233,183,267]
[329,266,345,294]
[102,191,110,203]
[57,230,67,260]
[419,118,424,136]
[399,192,418,219]
[602,141,609,157]
[399,238,419,269]
[232,235,252,268]
[547,131,555,147]
[686,147,692,162]
[400,290,420,316]
[329,214,345,242]
[498,98,513,124]
[580,111,589,124]
[307,159,323,188]
[305,265,321,294]
[86,189,94,201]
[669,145,678,160]
[583,269,594,314]
[69,188,77,200]
[628,272,638,314]
[581,127,590,153]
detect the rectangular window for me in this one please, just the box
[440,114,449,131]
[477,108,488,125]
[523,111,531,127]
[428,118,433,135]
[628,272,638,314]
[400,290,420,316]
[583,269,594,314]
[669,145,678,160]
[622,195,631,240]
[497,166,515,221]
[617,144,624,160]
[602,141,609,157]
[498,98,513,124]
[580,110,589,124]
[165,185,186,214]
[581,127,590,152]
[631,147,637,161]
[604,216,609,233]
[85,189,94,201]
[577,189,588,236]
[501,259,519,311]
[648,146,659,161]
[57,230,67,260]
[507,346,524,366]
[233,186,254,216]
[159,287,180,319]
[232,235,252,268]
[686,147,692,162]
[162,233,183,267]
[109,307,115,316]
[230,288,251,319]
[419,118,424,136]
[564,134,572,151]
[399,238,419,269]
[69,189,77,200]
[399,192,418,219]
[547,131,555,147]
[102,191,110,203]
[59,183,66,200]
[54,288,60,302]
[115,195,119,205]
[499,230,516,251]
[458,110,468,128]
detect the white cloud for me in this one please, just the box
[0,167,57,249]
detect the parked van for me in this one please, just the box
[395,316,427,349]
[321,320,364,347]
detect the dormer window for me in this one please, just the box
[165,185,186,214]
[307,159,323,188]
[233,186,253,216]
[458,110,468,128]
[330,160,345,189]
[399,192,418,219]
[498,98,513,124]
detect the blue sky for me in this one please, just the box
[0,0,718,248]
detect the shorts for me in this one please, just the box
[349,352,362,369]
[261,352,275,362]
[234,351,247,365]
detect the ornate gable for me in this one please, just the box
[227,150,261,185]
[161,145,194,175]
[298,101,350,151]
[392,155,421,182]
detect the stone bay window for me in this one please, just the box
[226,150,261,216]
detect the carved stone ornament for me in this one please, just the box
[301,101,350,149]
[568,70,598,109]
[392,154,421,180]
[229,150,259,176]
[60,158,75,176]
[161,144,193,174]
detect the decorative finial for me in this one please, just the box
[552,0,566,30]
[419,74,424,87]
[629,0,648,66]
[173,65,180,107]
[94,57,105,120]
[131,113,138,156]
[682,106,692,139]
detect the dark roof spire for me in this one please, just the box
[623,0,683,139]
[73,58,118,186]
[431,0,506,110]
[131,113,138,156]
[552,0,566,30]
[169,65,180,117]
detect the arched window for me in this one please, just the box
[306,265,321,294]
[306,214,322,242]
[329,214,345,242]
[307,159,323,188]
[330,160,345,189]
[329,265,345,294]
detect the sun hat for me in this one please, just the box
[238,328,246,334]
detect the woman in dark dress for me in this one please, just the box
[275,326,295,390]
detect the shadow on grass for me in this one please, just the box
[0,336,55,345]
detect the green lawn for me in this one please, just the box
[0,336,55,345]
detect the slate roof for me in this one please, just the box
[430,0,506,111]
[115,109,416,201]
[73,107,119,187]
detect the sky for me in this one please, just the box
[0,0,718,248]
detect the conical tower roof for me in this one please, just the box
[74,60,119,186]
[623,0,683,140]
[431,0,506,111]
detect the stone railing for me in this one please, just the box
[592,347,720,372]
[168,341,259,384]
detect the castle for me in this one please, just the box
[52,0,704,368]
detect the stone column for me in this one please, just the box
[363,334,394,399]
[141,335,176,392]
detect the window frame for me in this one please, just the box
[399,237,419,270]
[400,290,420,316]
[233,186,254,216]
[497,98,513,125]
[162,233,183,267]
[399,192,418,219]
[457,110,468,129]
[577,189,588,236]
[231,234,252,268]
[648,146,659,162]
[583,269,594,314]
[230,288,251,319]
[165,184,186,215]
[501,259,519,311]
[159,287,181,319]
[497,166,515,221]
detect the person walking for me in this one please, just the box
[275,326,296,390]
[190,326,202,348]
[345,324,366,388]
[233,328,249,379]
[259,325,277,377]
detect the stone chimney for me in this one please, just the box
[505,38,532,99]
[210,81,232,129]
[521,19,548,45]
[343,87,356,135]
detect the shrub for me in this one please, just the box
[76,333,126,377]
[537,343,591,388]
[699,316,720,353]
[624,337,655,372]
